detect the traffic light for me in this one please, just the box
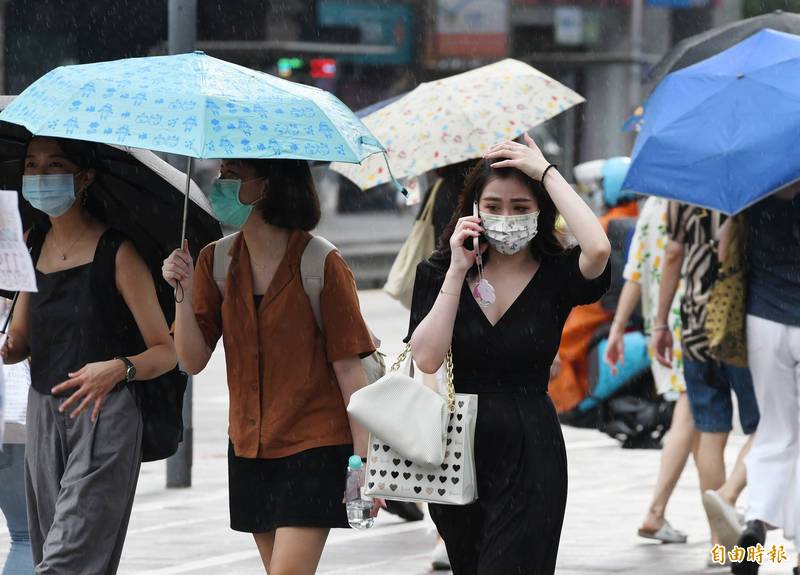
[277,57,305,78]
[310,58,337,79]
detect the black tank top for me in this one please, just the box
[27,228,140,395]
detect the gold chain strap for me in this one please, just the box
[390,343,411,372]
[445,348,456,413]
[391,344,456,413]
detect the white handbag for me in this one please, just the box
[383,179,441,309]
[347,345,449,466]
[350,346,478,506]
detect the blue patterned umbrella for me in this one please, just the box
[0,51,386,243]
[0,51,383,163]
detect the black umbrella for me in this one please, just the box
[0,120,220,261]
[0,120,222,320]
[645,10,800,89]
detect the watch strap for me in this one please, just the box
[115,356,135,382]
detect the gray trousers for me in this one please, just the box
[25,386,142,575]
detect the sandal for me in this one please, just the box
[638,520,688,544]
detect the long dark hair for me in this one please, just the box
[429,159,565,270]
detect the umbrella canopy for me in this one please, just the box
[645,10,800,90]
[330,58,584,190]
[0,121,221,262]
[623,29,800,216]
[0,51,384,163]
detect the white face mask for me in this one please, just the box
[479,211,540,255]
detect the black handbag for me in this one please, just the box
[134,369,187,462]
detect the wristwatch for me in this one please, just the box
[116,356,137,382]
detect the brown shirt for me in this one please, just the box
[193,230,376,459]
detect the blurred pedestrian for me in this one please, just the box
[1,137,177,574]
[550,157,639,416]
[0,299,34,575]
[162,158,378,574]
[605,196,698,543]
[652,202,759,561]
[730,186,800,575]
[405,135,611,574]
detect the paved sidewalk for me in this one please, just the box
[1,290,795,574]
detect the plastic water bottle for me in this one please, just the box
[345,455,374,529]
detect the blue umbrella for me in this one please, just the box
[0,51,385,241]
[623,29,800,215]
[0,51,383,162]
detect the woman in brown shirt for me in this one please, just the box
[162,158,376,574]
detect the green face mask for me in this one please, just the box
[209,178,256,229]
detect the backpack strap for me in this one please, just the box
[301,235,382,348]
[213,232,240,295]
[300,235,336,332]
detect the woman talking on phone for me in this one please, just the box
[405,135,611,574]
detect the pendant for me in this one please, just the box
[61,254,67,261]
[472,278,496,308]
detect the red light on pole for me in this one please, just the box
[310,58,337,79]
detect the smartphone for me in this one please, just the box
[463,202,483,251]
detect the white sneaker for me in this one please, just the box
[431,541,451,571]
[702,490,743,551]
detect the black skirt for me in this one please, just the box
[228,442,352,533]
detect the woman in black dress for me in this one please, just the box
[406,135,611,575]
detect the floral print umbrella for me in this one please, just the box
[330,59,584,190]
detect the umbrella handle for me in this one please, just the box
[0,290,20,334]
[179,156,193,247]
[175,156,193,304]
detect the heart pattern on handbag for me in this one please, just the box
[364,392,477,505]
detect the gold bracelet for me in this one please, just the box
[440,288,460,297]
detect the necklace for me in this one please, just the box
[49,226,90,261]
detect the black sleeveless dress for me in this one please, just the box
[405,247,610,575]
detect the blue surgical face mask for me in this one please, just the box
[209,178,258,229]
[22,174,77,218]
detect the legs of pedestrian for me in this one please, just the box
[715,434,752,507]
[638,392,698,543]
[683,359,760,555]
[0,444,34,575]
[25,387,142,574]
[733,316,800,575]
[254,527,329,575]
[430,536,451,571]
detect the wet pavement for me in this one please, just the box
[1,290,795,574]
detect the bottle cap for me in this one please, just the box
[348,455,363,470]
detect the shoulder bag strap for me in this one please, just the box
[419,178,443,224]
